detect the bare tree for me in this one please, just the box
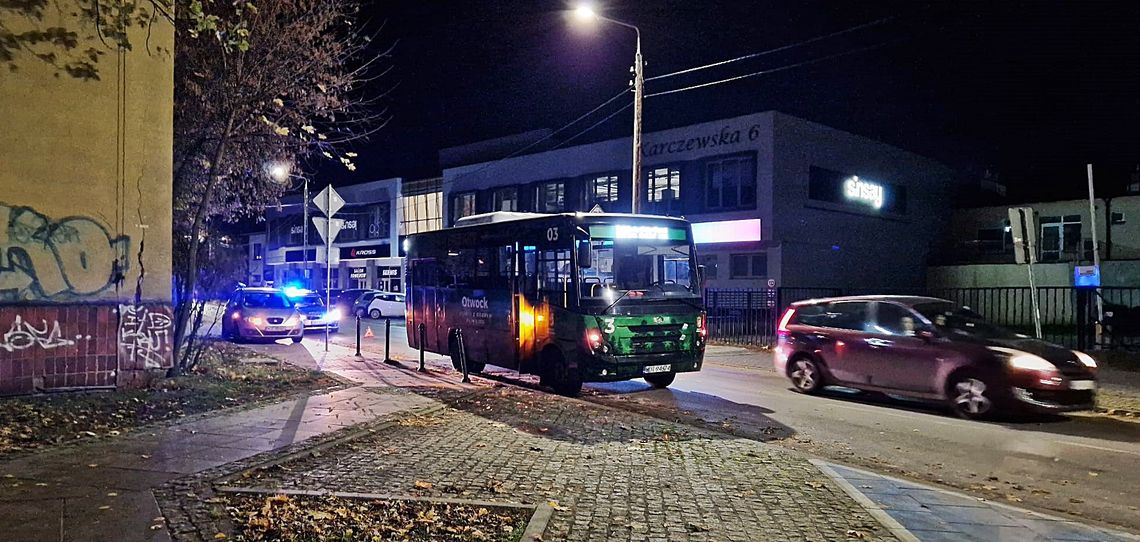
[171,0,391,373]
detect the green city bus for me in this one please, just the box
[405,212,707,395]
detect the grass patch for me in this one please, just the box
[222,493,530,541]
[0,341,340,456]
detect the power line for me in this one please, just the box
[551,101,633,151]
[645,14,897,83]
[645,39,902,99]
[444,87,631,185]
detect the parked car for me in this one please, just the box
[351,290,384,318]
[365,292,406,319]
[332,288,374,316]
[221,287,303,343]
[775,296,1099,419]
[285,289,341,332]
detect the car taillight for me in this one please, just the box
[777,308,796,335]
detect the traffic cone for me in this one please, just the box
[363,326,374,339]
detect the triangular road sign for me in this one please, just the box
[312,217,345,245]
[313,185,345,217]
[364,327,374,339]
[589,204,604,213]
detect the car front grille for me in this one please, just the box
[268,317,285,325]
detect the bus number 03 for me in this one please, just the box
[546,227,558,241]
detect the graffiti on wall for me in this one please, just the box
[118,304,172,369]
[0,314,90,352]
[0,203,130,301]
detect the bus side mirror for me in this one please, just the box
[577,240,593,269]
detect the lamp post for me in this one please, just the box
[574,4,644,214]
[270,164,310,288]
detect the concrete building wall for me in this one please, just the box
[771,113,960,290]
[0,6,174,394]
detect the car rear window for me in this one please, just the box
[790,302,870,331]
[242,292,292,309]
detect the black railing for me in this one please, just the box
[704,286,1140,349]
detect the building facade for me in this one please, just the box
[0,3,175,394]
[443,112,961,290]
[931,195,1140,287]
[252,178,444,292]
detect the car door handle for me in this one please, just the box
[864,338,891,348]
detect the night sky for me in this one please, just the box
[334,1,1140,202]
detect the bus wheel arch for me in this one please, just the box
[542,345,582,397]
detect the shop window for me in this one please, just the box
[400,188,443,235]
[537,181,565,212]
[494,186,518,212]
[729,252,766,279]
[647,167,680,202]
[590,175,619,203]
[705,156,756,210]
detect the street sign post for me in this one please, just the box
[1008,207,1043,338]
[313,185,345,352]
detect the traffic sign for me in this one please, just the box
[313,185,345,217]
[312,217,345,245]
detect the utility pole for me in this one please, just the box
[302,177,309,289]
[1087,164,1104,347]
[630,32,644,215]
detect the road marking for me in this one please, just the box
[1057,440,1140,457]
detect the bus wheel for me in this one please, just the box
[547,349,582,397]
[644,372,676,389]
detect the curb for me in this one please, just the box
[1095,406,1140,418]
[810,459,920,542]
[214,486,554,540]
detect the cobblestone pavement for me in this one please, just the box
[197,384,897,542]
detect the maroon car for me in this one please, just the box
[774,296,1099,419]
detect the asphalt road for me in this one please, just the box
[277,319,1140,533]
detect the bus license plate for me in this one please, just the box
[1069,380,1096,391]
[643,364,671,374]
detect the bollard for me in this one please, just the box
[418,323,427,373]
[355,315,362,357]
[457,328,471,383]
[383,318,395,364]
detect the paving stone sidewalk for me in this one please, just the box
[182,383,898,542]
[0,340,460,542]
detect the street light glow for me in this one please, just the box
[574,4,596,22]
[269,163,290,182]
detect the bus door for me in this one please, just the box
[477,244,519,369]
[517,244,539,372]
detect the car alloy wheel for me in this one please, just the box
[369,309,382,319]
[790,359,821,393]
[953,377,992,418]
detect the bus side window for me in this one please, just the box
[522,247,537,296]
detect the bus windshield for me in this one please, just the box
[578,223,696,298]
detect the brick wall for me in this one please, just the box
[0,304,173,396]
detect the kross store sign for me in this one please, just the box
[340,243,388,259]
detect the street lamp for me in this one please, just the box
[573,3,645,214]
[269,163,310,289]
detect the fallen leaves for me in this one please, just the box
[414,480,433,489]
[223,494,527,541]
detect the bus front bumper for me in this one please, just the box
[579,351,704,382]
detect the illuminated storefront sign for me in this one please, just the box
[691,219,762,244]
[843,176,884,209]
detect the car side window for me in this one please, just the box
[872,302,918,336]
[790,304,828,327]
[825,302,871,331]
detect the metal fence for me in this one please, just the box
[703,286,1140,349]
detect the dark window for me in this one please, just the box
[493,187,518,212]
[452,192,477,222]
[873,303,918,336]
[729,252,766,278]
[253,243,263,260]
[706,156,756,210]
[537,182,565,212]
[1111,212,1126,224]
[825,301,871,331]
[699,254,718,280]
[647,167,681,202]
[1040,215,1082,261]
[590,175,619,203]
[537,249,571,306]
